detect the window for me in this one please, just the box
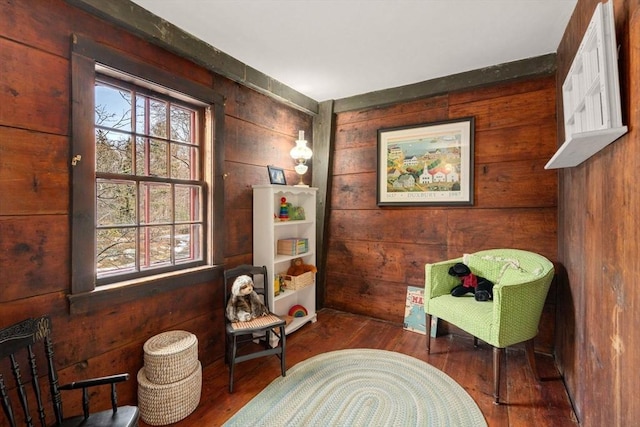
[70,34,224,311]
[94,77,205,283]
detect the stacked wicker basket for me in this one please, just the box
[138,330,202,425]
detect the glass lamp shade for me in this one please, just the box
[290,140,313,161]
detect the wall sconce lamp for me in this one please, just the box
[290,130,312,187]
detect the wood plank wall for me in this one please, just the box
[11,1,640,424]
[554,0,640,425]
[0,0,311,418]
[324,76,559,352]
[222,80,313,267]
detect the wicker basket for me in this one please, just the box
[137,362,202,426]
[280,271,315,290]
[143,330,198,385]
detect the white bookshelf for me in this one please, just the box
[546,0,627,169]
[252,185,318,336]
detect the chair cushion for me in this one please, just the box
[228,314,284,331]
[428,295,494,339]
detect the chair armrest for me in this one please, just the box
[491,269,555,347]
[58,373,129,390]
[59,373,130,419]
[424,257,462,299]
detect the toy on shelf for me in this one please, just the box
[286,257,317,276]
[278,197,289,221]
[289,206,305,220]
[274,275,282,296]
[288,304,308,318]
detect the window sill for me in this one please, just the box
[67,265,223,315]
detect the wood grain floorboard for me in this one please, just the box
[140,308,576,426]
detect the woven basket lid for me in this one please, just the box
[138,363,202,426]
[143,330,198,384]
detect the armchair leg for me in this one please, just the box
[493,347,503,405]
[525,339,539,381]
[425,314,431,354]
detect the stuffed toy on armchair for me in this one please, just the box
[226,275,270,322]
[448,262,494,301]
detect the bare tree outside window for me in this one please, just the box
[94,79,204,282]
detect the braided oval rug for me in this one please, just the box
[223,348,486,427]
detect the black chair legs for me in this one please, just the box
[279,325,286,377]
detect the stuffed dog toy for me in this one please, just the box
[448,262,494,302]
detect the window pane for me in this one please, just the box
[175,224,202,262]
[136,94,148,135]
[140,182,172,224]
[140,226,172,268]
[171,143,197,180]
[95,84,132,131]
[97,180,136,226]
[136,137,169,178]
[97,227,136,277]
[170,105,193,142]
[135,136,147,176]
[150,99,167,138]
[150,139,168,177]
[175,185,201,222]
[96,129,133,174]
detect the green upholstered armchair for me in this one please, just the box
[424,248,554,404]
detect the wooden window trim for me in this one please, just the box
[69,34,225,314]
[67,265,223,314]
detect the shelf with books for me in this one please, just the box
[253,185,318,337]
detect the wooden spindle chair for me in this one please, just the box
[223,265,287,393]
[0,316,139,426]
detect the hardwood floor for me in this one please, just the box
[140,308,577,426]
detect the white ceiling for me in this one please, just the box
[130,0,577,102]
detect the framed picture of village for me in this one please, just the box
[377,117,474,206]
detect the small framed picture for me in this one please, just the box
[267,165,287,185]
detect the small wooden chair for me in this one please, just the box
[0,315,139,426]
[223,265,286,393]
